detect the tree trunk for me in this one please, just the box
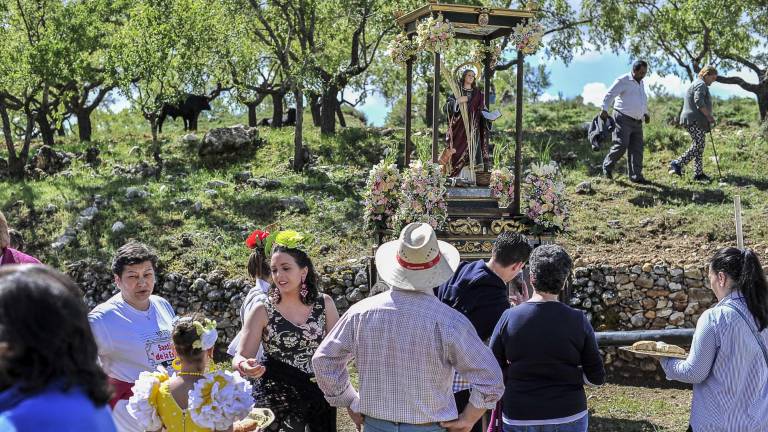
[36,110,55,147]
[8,112,36,180]
[76,110,93,142]
[293,88,304,172]
[425,80,433,128]
[57,122,66,137]
[271,93,284,128]
[758,87,767,122]
[147,115,163,177]
[309,94,322,127]
[0,101,14,150]
[0,102,24,180]
[247,102,258,127]
[320,85,339,135]
[336,102,346,127]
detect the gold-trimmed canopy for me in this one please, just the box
[395,3,535,40]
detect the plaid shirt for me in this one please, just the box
[312,289,504,424]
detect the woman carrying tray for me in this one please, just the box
[659,248,768,432]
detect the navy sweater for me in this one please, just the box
[435,260,509,341]
[489,302,605,421]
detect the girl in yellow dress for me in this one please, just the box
[127,313,254,432]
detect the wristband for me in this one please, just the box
[236,359,247,374]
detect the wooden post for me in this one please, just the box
[513,50,524,215]
[483,40,491,108]
[484,39,491,172]
[734,195,744,248]
[405,50,414,167]
[432,51,440,163]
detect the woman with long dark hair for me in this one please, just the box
[660,247,768,431]
[228,229,273,357]
[0,265,115,431]
[444,68,489,178]
[232,230,339,431]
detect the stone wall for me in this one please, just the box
[72,258,373,352]
[72,258,712,378]
[569,263,713,381]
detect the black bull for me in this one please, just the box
[158,95,212,132]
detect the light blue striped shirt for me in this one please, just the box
[660,291,768,432]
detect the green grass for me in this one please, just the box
[2,97,767,275]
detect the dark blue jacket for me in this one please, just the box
[587,114,616,150]
[435,260,509,341]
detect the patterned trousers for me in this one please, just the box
[677,125,706,176]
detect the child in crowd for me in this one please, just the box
[127,313,256,432]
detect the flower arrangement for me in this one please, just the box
[386,33,417,66]
[264,230,313,255]
[416,13,455,53]
[522,161,568,233]
[393,160,448,230]
[470,42,502,69]
[511,19,545,55]
[188,370,254,430]
[489,167,515,208]
[364,160,401,229]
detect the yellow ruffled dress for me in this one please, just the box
[155,380,211,432]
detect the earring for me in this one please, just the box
[300,278,308,300]
[172,357,183,371]
[269,286,281,303]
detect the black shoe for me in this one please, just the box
[602,167,613,180]
[630,176,650,185]
[669,160,682,177]
[693,173,712,183]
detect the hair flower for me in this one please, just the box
[245,229,270,249]
[263,229,313,256]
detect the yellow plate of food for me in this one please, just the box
[619,340,688,359]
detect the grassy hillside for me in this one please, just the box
[1,97,767,276]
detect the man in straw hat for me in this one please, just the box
[313,223,504,432]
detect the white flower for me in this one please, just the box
[189,370,254,430]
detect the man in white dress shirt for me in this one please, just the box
[600,60,650,184]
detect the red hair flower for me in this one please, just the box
[245,229,270,249]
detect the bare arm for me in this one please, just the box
[232,303,268,378]
[323,294,340,334]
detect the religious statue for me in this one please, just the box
[443,68,490,179]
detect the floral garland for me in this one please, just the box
[523,161,568,233]
[416,13,455,53]
[511,19,544,55]
[364,160,401,229]
[386,33,417,66]
[392,160,448,230]
[470,43,502,69]
[489,167,515,208]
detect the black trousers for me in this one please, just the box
[454,390,483,432]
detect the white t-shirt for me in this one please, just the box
[227,279,270,357]
[89,293,176,432]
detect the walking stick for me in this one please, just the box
[708,130,723,180]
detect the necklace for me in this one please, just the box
[178,371,205,377]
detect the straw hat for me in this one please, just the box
[375,223,460,292]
